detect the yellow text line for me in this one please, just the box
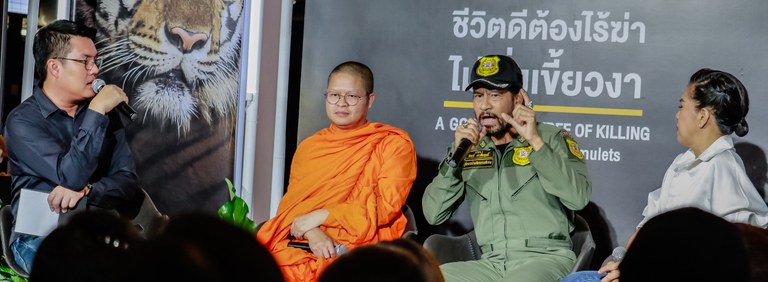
[442,101,643,117]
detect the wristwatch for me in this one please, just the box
[85,183,93,197]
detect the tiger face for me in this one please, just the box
[86,0,244,134]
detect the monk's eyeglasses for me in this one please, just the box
[325,92,366,106]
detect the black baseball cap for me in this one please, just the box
[465,55,523,92]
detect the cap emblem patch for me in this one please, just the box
[477,56,500,77]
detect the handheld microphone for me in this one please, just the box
[92,79,136,121]
[601,246,627,267]
[447,138,473,168]
[609,246,626,261]
[287,241,348,255]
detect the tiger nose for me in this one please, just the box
[168,27,210,53]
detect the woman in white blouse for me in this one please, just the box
[578,69,768,282]
[638,68,768,228]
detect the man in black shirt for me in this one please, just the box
[4,19,137,273]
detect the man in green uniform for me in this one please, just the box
[423,55,592,282]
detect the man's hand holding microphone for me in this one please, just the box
[89,79,136,120]
[447,118,486,167]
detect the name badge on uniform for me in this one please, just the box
[512,146,533,166]
[463,150,494,169]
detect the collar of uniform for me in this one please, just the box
[476,136,492,150]
[478,135,529,151]
[515,135,529,146]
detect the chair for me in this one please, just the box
[0,205,29,278]
[570,214,596,272]
[116,188,169,239]
[401,204,418,240]
[423,230,481,264]
[423,214,595,272]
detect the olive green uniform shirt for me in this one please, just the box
[423,123,592,281]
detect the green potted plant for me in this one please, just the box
[218,179,256,233]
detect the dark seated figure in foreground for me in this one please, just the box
[139,213,284,282]
[319,239,444,282]
[30,211,141,282]
[619,207,750,282]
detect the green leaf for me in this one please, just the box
[243,220,256,233]
[218,178,256,233]
[218,201,234,222]
[0,265,11,273]
[0,262,28,282]
[232,197,249,226]
[225,178,235,200]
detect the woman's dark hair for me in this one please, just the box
[689,68,750,136]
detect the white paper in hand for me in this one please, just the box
[14,189,59,236]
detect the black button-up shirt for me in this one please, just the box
[4,87,138,234]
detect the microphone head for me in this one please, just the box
[335,245,348,256]
[92,79,106,93]
[612,246,626,260]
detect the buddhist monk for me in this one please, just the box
[256,61,417,282]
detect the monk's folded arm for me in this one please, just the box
[322,136,417,239]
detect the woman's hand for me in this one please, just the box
[598,261,620,282]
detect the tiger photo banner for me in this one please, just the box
[75,0,245,214]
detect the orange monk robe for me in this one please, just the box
[257,122,417,282]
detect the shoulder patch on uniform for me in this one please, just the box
[560,129,573,139]
[559,129,583,159]
[565,139,584,160]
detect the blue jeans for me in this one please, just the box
[11,234,44,274]
[560,270,605,282]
